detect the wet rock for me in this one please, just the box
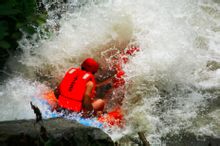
[0,118,114,146]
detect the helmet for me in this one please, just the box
[81,58,99,74]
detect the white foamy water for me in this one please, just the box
[0,77,50,121]
[1,0,220,142]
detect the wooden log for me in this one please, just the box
[138,132,150,146]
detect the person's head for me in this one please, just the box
[81,58,99,74]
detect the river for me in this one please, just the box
[0,0,219,144]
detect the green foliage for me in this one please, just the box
[0,0,47,69]
[0,40,10,49]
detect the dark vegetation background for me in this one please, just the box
[0,0,47,77]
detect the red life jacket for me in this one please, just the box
[58,68,96,112]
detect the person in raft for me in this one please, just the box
[54,58,105,117]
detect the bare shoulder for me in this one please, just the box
[85,81,94,94]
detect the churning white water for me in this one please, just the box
[0,0,219,142]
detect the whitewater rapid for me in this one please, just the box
[0,0,219,142]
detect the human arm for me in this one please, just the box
[82,81,94,111]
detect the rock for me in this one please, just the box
[0,118,114,146]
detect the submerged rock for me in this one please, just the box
[0,118,114,146]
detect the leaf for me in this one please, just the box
[0,21,8,39]
[22,25,36,34]
[20,0,36,16]
[0,40,10,49]
[0,4,20,15]
[8,0,18,7]
[26,13,47,27]
[11,31,22,39]
[16,22,24,29]
[35,15,47,25]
